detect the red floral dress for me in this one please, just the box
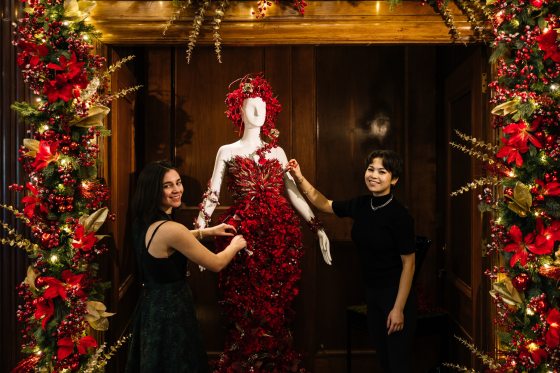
[214,155,306,373]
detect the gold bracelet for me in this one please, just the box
[198,229,203,240]
[303,188,312,195]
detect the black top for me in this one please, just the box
[133,211,188,285]
[332,194,415,289]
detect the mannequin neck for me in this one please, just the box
[240,125,263,148]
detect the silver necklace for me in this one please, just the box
[370,194,393,211]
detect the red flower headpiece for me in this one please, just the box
[225,73,281,140]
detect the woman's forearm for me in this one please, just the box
[293,175,333,214]
[393,258,415,311]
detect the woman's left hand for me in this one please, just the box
[386,308,404,335]
[209,223,237,237]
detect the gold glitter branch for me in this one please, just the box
[107,85,143,101]
[213,0,229,63]
[451,176,500,197]
[450,142,496,165]
[163,0,191,36]
[186,0,211,64]
[454,129,500,153]
[103,55,137,79]
[0,203,30,224]
[83,333,131,373]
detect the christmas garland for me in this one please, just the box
[5,0,137,371]
[449,0,560,370]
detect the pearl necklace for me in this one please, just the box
[370,194,393,211]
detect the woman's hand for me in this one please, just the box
[317,229,332,265]
[208,223,236,237]
[386,308,405,335]
[228,235,247,253]
[286,159,303,181]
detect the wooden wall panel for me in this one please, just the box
[1,0,29,370]
[129,44,447,372]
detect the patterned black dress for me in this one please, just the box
[126,218,209,373]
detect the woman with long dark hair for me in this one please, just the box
[126,160,246,373]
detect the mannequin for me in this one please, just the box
[196,96,330,259]
[196,75,331,372]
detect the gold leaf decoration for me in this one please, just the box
[85,301,115,331]
[70,105,110,128]
[23,138,40,157]
[79,207,108,233]
[506,182,532,217]
[491,98,520,116]
[490,277,524,308]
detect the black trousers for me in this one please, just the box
[366,286,417,373]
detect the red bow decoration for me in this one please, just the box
[57,335,97,361]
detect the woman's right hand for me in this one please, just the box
[287,159,303,180]
[228,235,247,253]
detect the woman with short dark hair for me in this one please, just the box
[288,150,417,372]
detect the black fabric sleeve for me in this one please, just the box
[331,198,356,218]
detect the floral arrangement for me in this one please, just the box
[213,155,307,372]
[225,74,281,158]
[449,0,560,370]
[5,0,138,371]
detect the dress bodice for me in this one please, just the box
[225,156,285,203]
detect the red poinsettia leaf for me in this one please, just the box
[57,337,75,361]
[77,335,98,355]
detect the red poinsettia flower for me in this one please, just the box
[496,138,528,167]
[30,140,59,172]
[527,342,547,365]
[545,308,560,348]
[535,179,560,197]
[530,0,544,8]
[503,120,542,150]
[536,29,560,63]
[57,335,98,361]
[534,220,560,253]
[61,269,87,299]
[34,298,54,330]
[21,182,48,219]
[71,224,97,252]
[503,225,537,267]
[16,41,49,68]
[41,276,67,300]
[43,52,89,103]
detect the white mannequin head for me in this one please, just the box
[241,97,266,128]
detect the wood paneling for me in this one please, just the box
[89,1,476,45]
[1,0,29,370]
[131,44,448,371]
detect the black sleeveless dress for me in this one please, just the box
[125,219,209,373]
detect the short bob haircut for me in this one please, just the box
[131,160,178,226]
[365,150,403,180]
